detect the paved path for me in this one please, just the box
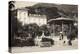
[11,36,78,53]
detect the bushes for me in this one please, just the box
[14,38,35,47]
[22,38,35,46]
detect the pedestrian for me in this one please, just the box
[67,30,76,46]
[59,31,64,40]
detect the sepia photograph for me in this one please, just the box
[9,1,78,53]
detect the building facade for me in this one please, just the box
[17,8,47,26]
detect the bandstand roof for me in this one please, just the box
[48,17,75,23]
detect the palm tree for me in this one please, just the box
[9,1,16,48]
[9,1,16,53]
[9,1,15,11]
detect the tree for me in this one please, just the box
[43,7,60,20]
[40,24,51,36]
[23,23,40,38]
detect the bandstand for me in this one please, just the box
[48,17,75,36]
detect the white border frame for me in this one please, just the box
[0,0,80,54]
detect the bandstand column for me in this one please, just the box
[52,23,55,36]
[69,23,72,32]
[62,21,64,33]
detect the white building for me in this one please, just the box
[17,8,47,26]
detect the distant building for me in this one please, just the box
[16,7,47,26]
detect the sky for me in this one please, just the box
[15,1,37,9]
